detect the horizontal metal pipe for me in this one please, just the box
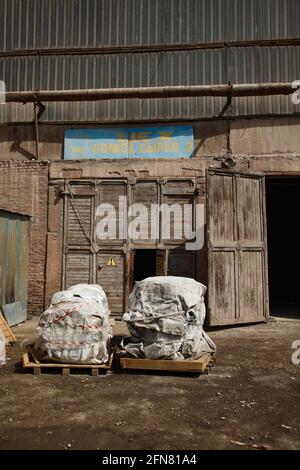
[5,83,297,103]
[1,37,300,58]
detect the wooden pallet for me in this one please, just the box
[22,347,114,376]
[0,311,17,345]
[120,353,215,374]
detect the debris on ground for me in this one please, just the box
[230,440,270,450]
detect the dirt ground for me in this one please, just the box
[0,317,299,450]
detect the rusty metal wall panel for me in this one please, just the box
[0,210,29,326]
[207,169,269,326]
[97,251,125,316]
[1,0,300,52]
[229,45,300,115]
[0,1,299,121]
[1,44,299,122]
[260,0,300,40]
[0,48,227,122]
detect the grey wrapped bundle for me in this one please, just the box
[33,284,112,364]
[122,276,216,360]
[0,329,6,366]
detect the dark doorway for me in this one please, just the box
[134,249,157,282]
[266,178,300,317]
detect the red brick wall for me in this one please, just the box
[0,160,49,316]
[44,182,64,307]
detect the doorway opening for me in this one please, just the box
[133,249,157,282]
[266,177,300,317]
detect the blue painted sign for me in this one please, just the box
[64,126,194,159]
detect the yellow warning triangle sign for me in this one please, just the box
[106,257,117,267]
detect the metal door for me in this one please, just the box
[0,210,29,326]
[207,169,269,326]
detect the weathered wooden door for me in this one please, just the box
[97,251,125,315]
[63,178,199,316]
[63,181,127,317]
[0,210,29,326]
[207,169,269,326]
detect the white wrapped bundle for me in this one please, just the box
[0,329,6,366]
[122,276,216,360]
[34,284,112,364]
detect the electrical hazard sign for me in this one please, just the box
[106,257,118,267]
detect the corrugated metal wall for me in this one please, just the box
[1,0,300,50]
[0,0,300,122]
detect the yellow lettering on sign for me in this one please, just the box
[106,257,118,267]
[92,143,127,154]
[137,131,152,141]
[117,131,126,142]
[71,146,84,153]
[158,130,173,141]
[128,131,153,142]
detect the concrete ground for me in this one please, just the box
[0,317,299,450]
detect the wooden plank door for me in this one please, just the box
[207,169,269,326]
[97,251,125,317]
[63,183,96,288]
[63,181,127,317]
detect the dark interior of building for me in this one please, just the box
[133,249,157,282]
[266,177,300,317]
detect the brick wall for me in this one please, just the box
[0,160,49,316]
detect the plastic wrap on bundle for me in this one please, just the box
[33,284,112,364]
[0,329,6,366]
[121,276,216,360]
